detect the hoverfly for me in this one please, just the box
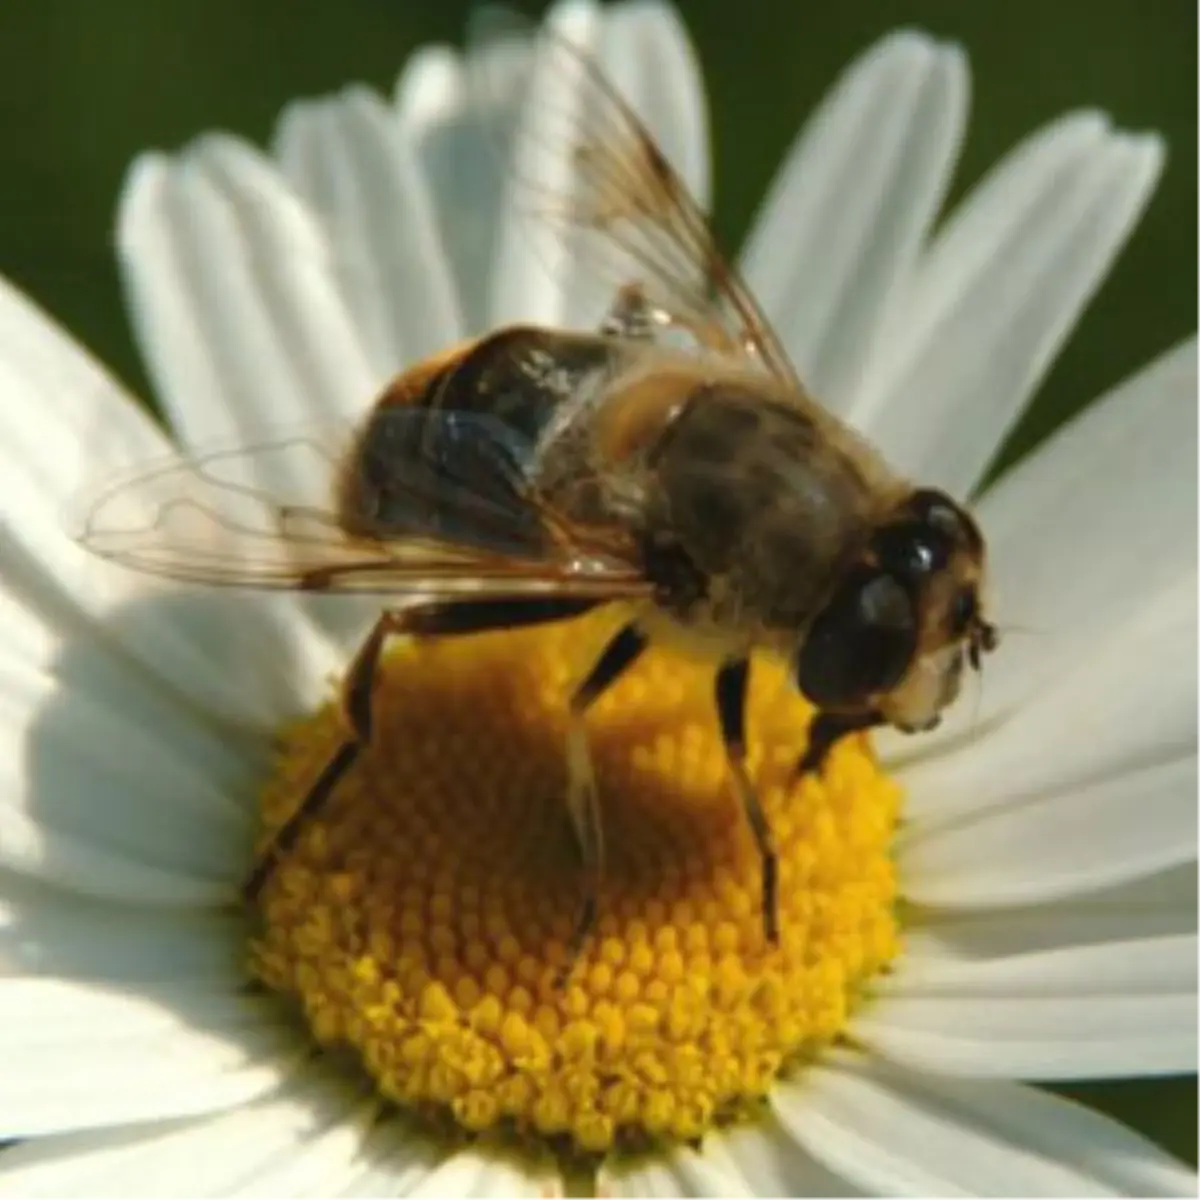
[80,11,998,962]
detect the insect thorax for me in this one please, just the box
[636,381,878,635]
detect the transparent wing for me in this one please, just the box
[468,6,802,387]
[75,409,650,601]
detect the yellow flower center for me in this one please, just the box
[250,610,901,1156]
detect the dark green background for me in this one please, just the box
[0,0,1194,1167]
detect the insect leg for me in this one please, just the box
[714,658,779,945]
[560,622,649,979]
[794,709,883,780]
[243,596,601,905]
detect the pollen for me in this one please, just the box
[249,610,901,1156]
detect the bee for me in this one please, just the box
[80,13,998,962]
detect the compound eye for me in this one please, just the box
[796,568,918,708]
[872,521,948,581]
[909,488,967,538]
[911,487,987,558]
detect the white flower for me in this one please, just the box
[0,2,1194,1196]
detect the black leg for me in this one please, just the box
[794,709,883,779]
[559,623,649,981]
[242,739,361,903]
[243,596,600,906]
[571,623,648,709]
[715,658,778,945]
[403,596,598,637]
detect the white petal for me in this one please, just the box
[1,464,325,743]
[329,1119,446,1198]
[488,2,603,330]
[274,85,462,377]
[676,1119,865,1197]
[885,337,1197,771]
[225,1097,382,1198]
[0,277,164,472]
[774,1051,1196,1196]
[899,573,1196,830]
[0,575,265,805]
[856,934,1197,1079]
[0,1125,171,1198]
[0,1069,436,1199]
[406,1148,559,1198]
[888,931,1194,996]
[0,870,242,983]
[120,136,389,651]
[0,978,296,1137]
[395,43,532,334]
[741,31,966,408]
[0,807,229,907]
[602,1143,751,1198]
[0,277,323,732]
[0,654,252,896]
[3,466,333,731]
[900,754,1197,907]
[395,45,461,132]
[118,136,375,453]
[858,117,1162,490]
[903,864,1197,962]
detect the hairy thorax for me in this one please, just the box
[631,381,890,638]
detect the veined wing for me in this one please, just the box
[468,6,803,388]
[75,409,651,601]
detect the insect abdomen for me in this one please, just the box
[338,327,616,554]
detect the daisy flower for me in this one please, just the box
[0,2,1194,1195]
